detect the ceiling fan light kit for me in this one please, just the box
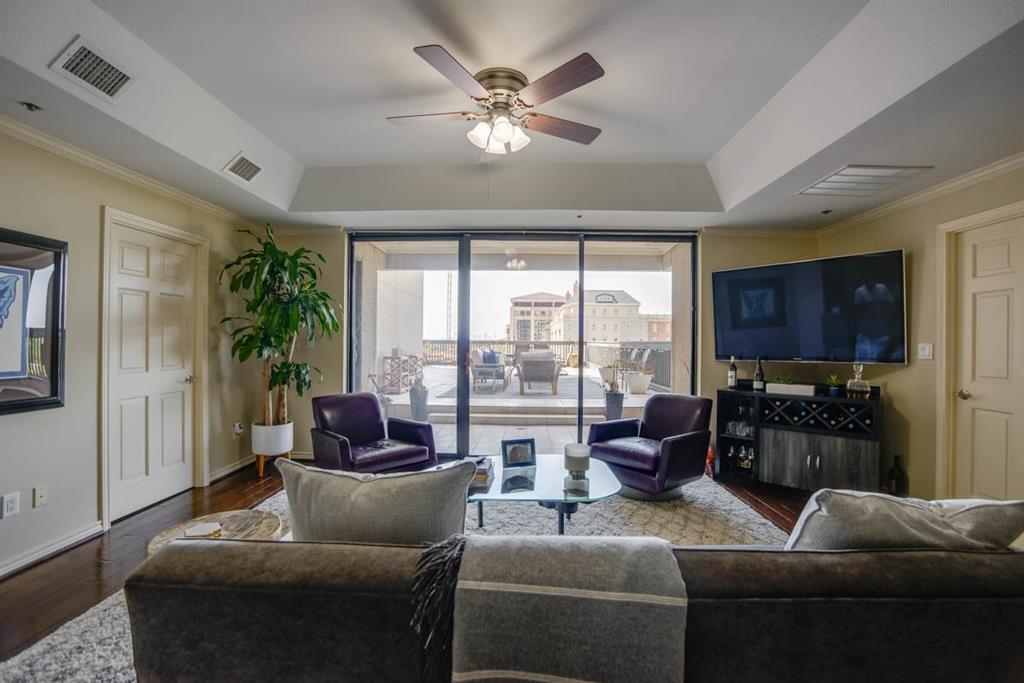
[388,45,605,156]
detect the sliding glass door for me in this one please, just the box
[348,233,695,458]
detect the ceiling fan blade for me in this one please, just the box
[515,53,604,107]
[522,113,601,145]
[413,45,491,100]
[386,111,477,125]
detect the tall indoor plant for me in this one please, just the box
[220,224,339,456]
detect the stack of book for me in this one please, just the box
[469,457,494,493]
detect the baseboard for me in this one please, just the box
[208,455,256,483]
[0,521,104,579]
[291,450,313,461]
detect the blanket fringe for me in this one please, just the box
[411,534,467,683]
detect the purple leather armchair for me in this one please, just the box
[310,393,437,474]
[587,393,712,500]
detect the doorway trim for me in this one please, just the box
[99,207,211,529]
[935,199,1024,498]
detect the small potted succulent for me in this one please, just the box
[825,373,844,397]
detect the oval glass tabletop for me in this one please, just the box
[468,453,620,504]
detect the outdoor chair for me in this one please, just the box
[515,350,562,395]
[470,348,507,392]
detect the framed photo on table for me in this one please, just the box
[0,227,67,415]
[501,438,536,468]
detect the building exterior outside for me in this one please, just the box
[643,314,673,341]
[507,292,566,342]
[550,283,653,343]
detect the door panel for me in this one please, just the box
[814,435,878,491]
[108,222,196,520]
[955,216,1024,499]
[759,428,813,490]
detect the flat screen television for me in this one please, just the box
[712,249,906,364]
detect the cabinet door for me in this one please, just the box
[759,429,814,490]
[813,436,880,491]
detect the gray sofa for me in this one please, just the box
[125,538,1024,682]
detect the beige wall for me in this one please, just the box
[0,131,259,574]
[814,167,1024,498]
[700,166,1024,498]
[274,231,347,458]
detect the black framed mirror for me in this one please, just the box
[0,226,67,415]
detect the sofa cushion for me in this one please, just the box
[786,488,1024,551]
[351,439,429,472]
[590,436,661,472]
[276,459,476,545]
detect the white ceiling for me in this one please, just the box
[1,0,1022,231]
[94,0,866,166]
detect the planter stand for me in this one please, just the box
[256,452,292,478]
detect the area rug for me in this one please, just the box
[0,477,785,681]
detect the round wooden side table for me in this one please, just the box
[147,509,282,556]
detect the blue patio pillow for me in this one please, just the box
[482,349,498,364]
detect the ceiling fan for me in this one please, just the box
[387,45,605,155]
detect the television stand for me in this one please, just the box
[715,382,881,492]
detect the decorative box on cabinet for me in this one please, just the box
[715,384,881,492]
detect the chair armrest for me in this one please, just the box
[310,428,353,470]
[659,430,711,480]
[387,417,436,455]
[587,418,641,445]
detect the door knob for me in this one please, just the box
[184,374,195,384]
[955,389,973,400]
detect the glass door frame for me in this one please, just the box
[347,231,697,458]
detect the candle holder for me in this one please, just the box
[564,443,591,478]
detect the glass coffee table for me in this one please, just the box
[468,453,621,534]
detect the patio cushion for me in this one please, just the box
[520,350,555,360]
[351,439,430,473]
[590,436,661,472]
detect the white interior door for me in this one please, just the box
[107,223,196,519]
[954,216,1024,499]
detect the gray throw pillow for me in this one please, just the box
[786,489,1024,551]
[276,459,476,545]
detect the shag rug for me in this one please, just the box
[1,477,786,681]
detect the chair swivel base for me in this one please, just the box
[618,484,685,501]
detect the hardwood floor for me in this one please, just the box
[0,465,283,660]
[719,478,811,533]
[0,463,803,662]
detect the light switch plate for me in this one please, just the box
[917,342,934,360]
[33,485,49,507]
[2,491,20,518]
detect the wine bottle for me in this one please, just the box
[753,357,765,392]
[887,455,905,496]
[727,355,738,388]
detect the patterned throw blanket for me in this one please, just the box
[413,535,687,683]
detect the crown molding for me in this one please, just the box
[818,150,1024,238]
[0,115,245,224]
[701,226,818,240]
[275,226,347,237]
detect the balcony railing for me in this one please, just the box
[421,339,673,390]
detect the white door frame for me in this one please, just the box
[935,199,1024,498]
[100,207,211,529]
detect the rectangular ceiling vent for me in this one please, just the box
[49,36,133,102]
[799,165,932,197]
[223,153,262,182]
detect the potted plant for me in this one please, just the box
[766,373,816,397]
[825,373,844,397]
[220,224,340,463]
[604,369,624,420]
[625,365,654,394]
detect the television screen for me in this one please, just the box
[712,250,906,363]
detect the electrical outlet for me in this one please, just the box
[233,422,245,437]
[2,492,20,518]
[33,485,49,508]
[917,342,934,360]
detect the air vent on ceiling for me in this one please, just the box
[799,165,932,197]
[223,153,262,182]
[49,36,133,101]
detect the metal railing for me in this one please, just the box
[422,340,579,365]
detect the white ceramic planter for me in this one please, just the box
[626,372,653,394]
[251,421,293,456]
[765,383,816,397]
[598,366,618,385]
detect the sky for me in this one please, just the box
[421,270,673,339]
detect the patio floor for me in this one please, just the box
[381,365,656,456]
